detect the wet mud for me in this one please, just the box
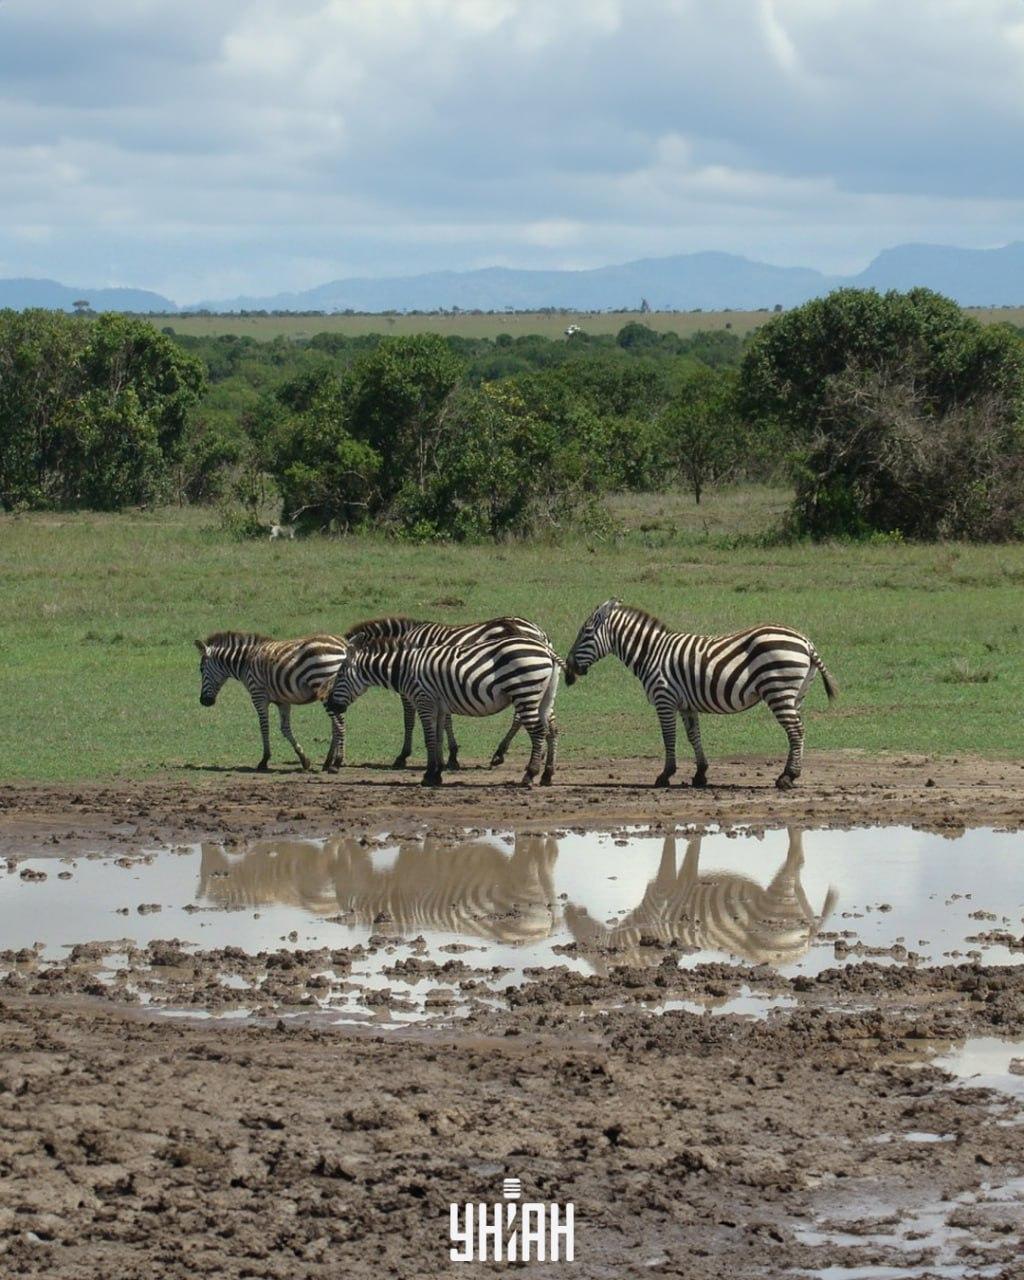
[2,759,1024,1277]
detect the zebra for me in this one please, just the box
[195,631,348,773]
[564,830,837,970]
[322,631,561,786]
[344,615,551,770]
[565,599,837,789]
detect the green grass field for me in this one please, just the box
[153,307,1024,342]
[3,488,1023,782]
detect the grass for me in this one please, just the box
[3,489,1024,782]
[151,307,1024,342]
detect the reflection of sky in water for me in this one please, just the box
[1,827,1022,982]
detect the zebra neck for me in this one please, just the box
[215,643,259,679]
[361,648,403,691]
[610,624,657,682]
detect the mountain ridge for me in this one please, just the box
[4,243,1024,314]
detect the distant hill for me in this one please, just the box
[849,242,1024,306]
[0,278,176,313]
[194,252,836,314]
[195,243,1024,313]
[4,242,1024,316]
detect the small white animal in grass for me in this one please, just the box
[269,524,295,541]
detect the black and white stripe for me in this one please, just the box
[199,834,559,945]
[345,615,552,769]
[323,629,561,786]
[565,831,837,968]
[195,631,347,772]
[565,599,837,789]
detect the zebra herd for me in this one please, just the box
[195,599,837,789]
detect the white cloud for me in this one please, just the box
[0,0,1022,298]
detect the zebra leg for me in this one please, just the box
[653,693,678,787]
[681,710,709,787]
[277,704,312,771]
[323,711,345,772]
[445,713,461,771]
[391,696,416,769]
[519,717,547,787]
[490,714,521,769]
[766,693,804,789]
[252,695,272,771]
[417,699,444,786]
[540,714,558,786]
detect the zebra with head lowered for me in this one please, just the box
[344,615,551,770]
[195,632,347,772]
[565,600,837,789]
[322,628,561,787]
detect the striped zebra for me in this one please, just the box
[195,631,347,772]
[345,615,552,770]
[564,830,837,969]
[565,599,837,789]
[322,630,561,786]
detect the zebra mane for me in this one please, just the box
[614,604,669,633]
[203,630,270,649]
[345,633,406,655]
[344,615,423,640]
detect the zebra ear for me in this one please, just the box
[193,639,207,654]
[595,598,620,625]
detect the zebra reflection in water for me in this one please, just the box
[565,830,836,969]
[198,833,558,945]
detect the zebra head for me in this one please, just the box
[195,639,230,706]
[565,599,621,684]
[321,650,370,716]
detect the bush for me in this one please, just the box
[791,365,1024,540]
[0,310,205,511]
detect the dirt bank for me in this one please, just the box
[3,750,1024,856]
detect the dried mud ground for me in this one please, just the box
[3,752,1024,1278]
[3,750,1024,853]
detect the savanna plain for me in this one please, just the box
[3,488,1024,1278]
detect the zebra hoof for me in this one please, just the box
[391,755,409,769]
[299,759,312,772]
[446,757,461,772]
[775,772,797,791]
[256,760,270,773]
[691,772,708,789]
[519,774,535,788]
[654,774,671,788]
[540,770,554,787]
[421,772,443,788]
[489,754,505,768]
[323,763,340,774]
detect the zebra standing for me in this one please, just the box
[322,631,561,786]
[345,615,551,769]
[565,599,837,789]
[195,631,348,772]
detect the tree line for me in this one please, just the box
[2,288,1023,541]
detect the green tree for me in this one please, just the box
[661,367,741,504]
[739,287,1024,439]
[345,334,465,504]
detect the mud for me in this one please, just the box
[3,759,1024,1277]
[3,750,1024,855]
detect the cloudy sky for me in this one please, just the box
[2,0,1023,302]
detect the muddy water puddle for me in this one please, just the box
[2,825,1023,1024]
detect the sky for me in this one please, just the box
[2,0,1023,303]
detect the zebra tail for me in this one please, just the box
[811,647,839,702]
